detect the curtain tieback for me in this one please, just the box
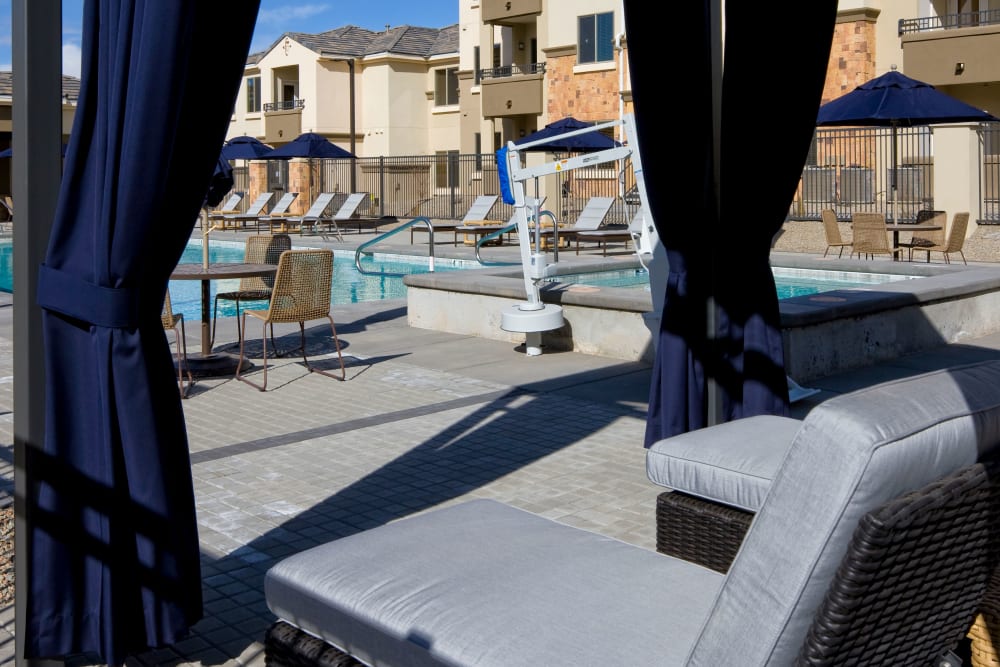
[37,263,140,328]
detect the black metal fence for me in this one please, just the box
[792,123,1000,224]
[225,153,640,227]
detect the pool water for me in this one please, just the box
[167,240,476,321]
[544,266,917,299]
[0,240,477,322]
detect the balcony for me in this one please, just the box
[481,0,541,25]
[480,64,544,118]
[900,11,1000,85]
[263,99,304,145]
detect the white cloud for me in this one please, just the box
[63,43,81,79]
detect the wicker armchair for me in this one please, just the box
[850,211,901,260]
[235,249,344,391]
[896,209,946,261]
[912,211,970,265]
[820,208,851,258]
[161,289,192,398]
[211,233,292,348]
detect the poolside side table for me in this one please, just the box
[170,262,277,377]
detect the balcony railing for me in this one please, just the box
[263,99,305,112]
[899,9,1000,35]
[479,62,546,80]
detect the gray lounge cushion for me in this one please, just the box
[266,498,724,667]
[690,361,1000,666]
[646,415,800,511]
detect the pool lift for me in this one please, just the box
[496,113,657,355]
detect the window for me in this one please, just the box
[578,12,614,64]
[474,47,481,85]
[435,68,459,106]
[435,150,459,189]
[246,76,261,113]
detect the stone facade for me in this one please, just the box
[823,12,879,103]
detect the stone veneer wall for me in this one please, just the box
[544,47,623,123]
[823,9,880,103]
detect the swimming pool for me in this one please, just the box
[544,266,917,299]
[0,240,479,321]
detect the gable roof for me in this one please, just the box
[252,23,458,63]
[0,71,82,101]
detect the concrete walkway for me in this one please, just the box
[1,226,999,666]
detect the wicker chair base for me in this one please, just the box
[655,490,753,573]
[265,621,363,667]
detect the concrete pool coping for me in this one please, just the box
[403,253,1000,382]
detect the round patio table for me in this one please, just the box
[885,223,943,261]
[170,262,277,376]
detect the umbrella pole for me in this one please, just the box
[891,124,898,224]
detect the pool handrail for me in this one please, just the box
[355,216,435,275]
[474,209,556,266]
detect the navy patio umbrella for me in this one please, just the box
[816,69,999,222]
[220,134,273,160]
[626,1,838,443]
[514,117,621,152]
[266,131,355,159]
[0,144,68,158]
[26,1,259,664]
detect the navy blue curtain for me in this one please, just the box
[627,1,838,444]
[27,2,259,664]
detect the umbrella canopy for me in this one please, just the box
[514,117,621,152]
[220,134,272,160]
[266,132,354,159]
[816,70,999,222]
[816,70,998,127]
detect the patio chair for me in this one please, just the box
[896,209,946,261]
[456,196,548,248]
[283,192,338,235]
[410,194,499,245]
[161,289,193,398]
[912,211,970,265]
[820,208,851,258]
[850,211,902,260]
[573,205,645,256]
[210,233,292,348]
[235,249,345,391]
[219,191,273,231]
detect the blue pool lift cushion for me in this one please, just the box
[497,146,515,205]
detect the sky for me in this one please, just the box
[0,0,458,78]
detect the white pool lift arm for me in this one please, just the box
[497,114,658,355]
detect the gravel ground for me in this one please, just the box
[773,218,1000,263]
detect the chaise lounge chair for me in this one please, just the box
[410,194,499,245]
[251,192,301,232]
[320,192,369,241]
[536,195,616,250]
[573,205,645,256]
[219,192,273,231]
[269,192,337,235]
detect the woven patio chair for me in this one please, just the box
[820,208,851,258]
[161,289,193,398]
[235,249,345,391]
[896,209,946,261]
[850,211,901,260]
[912,211,970,265]
[210,233,292,348]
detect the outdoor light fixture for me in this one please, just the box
[518,41,525,50]
[956,62,965,75]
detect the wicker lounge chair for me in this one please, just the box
[235,249,344,391]
[161,289,192,398]
[820,208,851,258]
[911,211,970,265]
[850,211,901,260]
[210,233,292,348]
[262,360,1000,667]
[219,192,273,231]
